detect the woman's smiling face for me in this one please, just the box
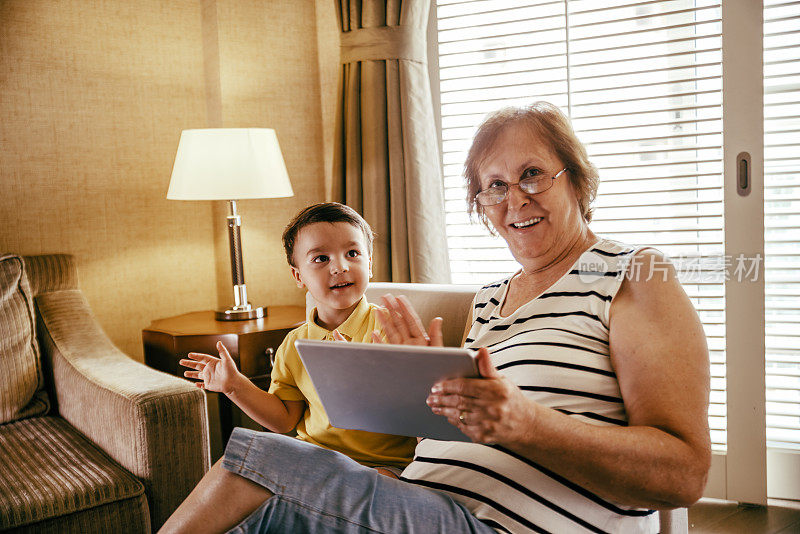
[477,122,587,271]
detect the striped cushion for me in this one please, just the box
[0,416,147,530]
[0,254,49,424]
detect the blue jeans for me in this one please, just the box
[222,429,496,533]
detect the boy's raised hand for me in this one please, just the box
[180,341,242,395]
[376,294,444,347]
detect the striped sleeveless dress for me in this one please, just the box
[400,239,659,534]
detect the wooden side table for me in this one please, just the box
[142,306,305,461]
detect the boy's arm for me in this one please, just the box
[226,378,305,434]
[182,341,304,434]
[217,341,304,434]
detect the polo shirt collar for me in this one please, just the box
[306,295,370,341]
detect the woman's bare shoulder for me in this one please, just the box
[615,248,681,301]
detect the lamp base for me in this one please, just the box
[215,306,266,321]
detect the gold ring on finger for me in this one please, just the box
[458,411,467,424]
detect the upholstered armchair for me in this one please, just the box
[0,254,210,533]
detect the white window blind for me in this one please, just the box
[764,0,800,452]
[436,0,727,449]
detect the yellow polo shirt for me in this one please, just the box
[268,296,416,468]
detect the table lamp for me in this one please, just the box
[167,128,293,320]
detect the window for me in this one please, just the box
[434,0,799,501]
[764,0,800,500]
[438,0,727,449]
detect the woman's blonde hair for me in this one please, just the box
[464,101,598,230]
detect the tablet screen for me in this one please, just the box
[295,339,478,441]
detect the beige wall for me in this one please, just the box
[0,0,336,361]
[315,0,341,200]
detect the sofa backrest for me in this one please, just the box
[365,283,480,347]
[305,282,480,347]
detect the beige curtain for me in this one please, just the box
[333,0,450,283]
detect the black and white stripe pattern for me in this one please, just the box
[401,239,658,533]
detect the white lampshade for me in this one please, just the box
[167,128,293,200]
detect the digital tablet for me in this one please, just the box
[294,339,479,442]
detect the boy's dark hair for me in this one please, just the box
[282,202,374,267]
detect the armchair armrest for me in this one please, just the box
[35,288,210,531]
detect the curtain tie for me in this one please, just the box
[340,26,426,64]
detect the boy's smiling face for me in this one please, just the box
[290,221,372,330]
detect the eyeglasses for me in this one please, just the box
[474,168,568,207]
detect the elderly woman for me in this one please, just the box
[161,102,710,534]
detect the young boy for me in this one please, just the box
[180,202,415,474]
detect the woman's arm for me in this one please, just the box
[425,250,711,509]
[181,341,305,434]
